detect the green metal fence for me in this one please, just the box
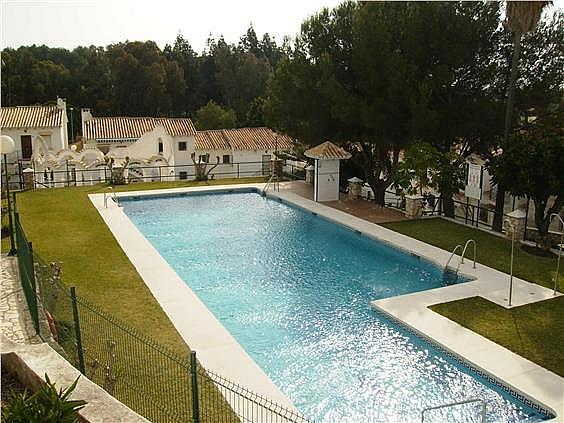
[15,214,309,423]
[14,212,39,334]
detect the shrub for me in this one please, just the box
[1,374,86,423]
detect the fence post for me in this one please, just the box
[70,287,86,375]
[237,163,240,179]
[464,198,469,224]
[18,161,23,190]
[27,241,40,334]
[12,191,17,216]
[523,197,530,240]
[190,351,200,423]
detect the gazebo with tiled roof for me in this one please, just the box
[304,141,351,202]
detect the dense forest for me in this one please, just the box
[1,25,287,131]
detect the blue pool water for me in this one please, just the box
[122,191,552,422]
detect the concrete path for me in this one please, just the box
[0,255,41,345]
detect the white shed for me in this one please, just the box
[304,141,351,202]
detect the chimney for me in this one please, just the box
[56,97,66,109]
[81,108,93,123]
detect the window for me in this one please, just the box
[158,142,163,153]
[40,134,52,149]
[198,154,209,163]
[178,141,187,151]
[222,155,231,164]
[179,171,188,180]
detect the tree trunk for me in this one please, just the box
[442,195,455,218]
[492,183,506,231]
[366,175,386,206]
[534,196,563,250]
[504,30,522,142]
[534,199,551,249]
[494,30,523,232]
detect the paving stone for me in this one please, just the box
[0,255,41,345]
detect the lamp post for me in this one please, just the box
[1,135,17,255]
[504,218,515,306]
[69,107,74,142]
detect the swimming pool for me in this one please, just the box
[121,190,552,422]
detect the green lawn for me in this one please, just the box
[430,296,564,377]
[383,218,563,377]
[382,218,562,291]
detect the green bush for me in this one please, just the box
[1,374,86,423]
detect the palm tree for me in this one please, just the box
[492,1,551,232]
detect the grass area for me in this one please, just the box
[382,218,563,291]
[430,296,564,377]
[383,217,563,376]
[11,178,266,422]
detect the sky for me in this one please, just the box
[1,0,343,52]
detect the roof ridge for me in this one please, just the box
[1,104,58,109]
[90,116,192,120]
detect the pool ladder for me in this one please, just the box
[421,398,487,422]
[103,187,120,208]
[445,239,477,274]
[261,174,279,196]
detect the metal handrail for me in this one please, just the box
[103,187,120,208]
[445,244,463,270]
[421,398,487,422]
[459,239,477,270]
[262,174,275,195]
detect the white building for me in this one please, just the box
[81,109,294,182]
[194,127,294,179]
[0,98,69,162]
[304,141,351,202]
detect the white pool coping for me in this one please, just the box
[89,183,563,421]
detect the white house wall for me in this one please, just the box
[233,149,275,178]
[1,127,68,161]
[171,135,196,168]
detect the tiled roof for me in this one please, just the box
[194,130,232,150]
[83,116,196,141]
[304,141,351,160]
[1,105,64,128]
[195,127,294,151]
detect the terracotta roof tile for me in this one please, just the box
[1,105,64,128]
[304,141,351,160]
[83,116,196,141]
[195,127,294,151]
[194,130,231,150]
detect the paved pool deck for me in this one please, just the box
[89,183,563,421]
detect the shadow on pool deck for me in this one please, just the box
[280,180,407,224]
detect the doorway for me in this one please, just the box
[20,135,32,159]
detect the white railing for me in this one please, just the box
[459,239,477,271]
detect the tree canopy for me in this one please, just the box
[194,100,237,130]
[1,26,287,130]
